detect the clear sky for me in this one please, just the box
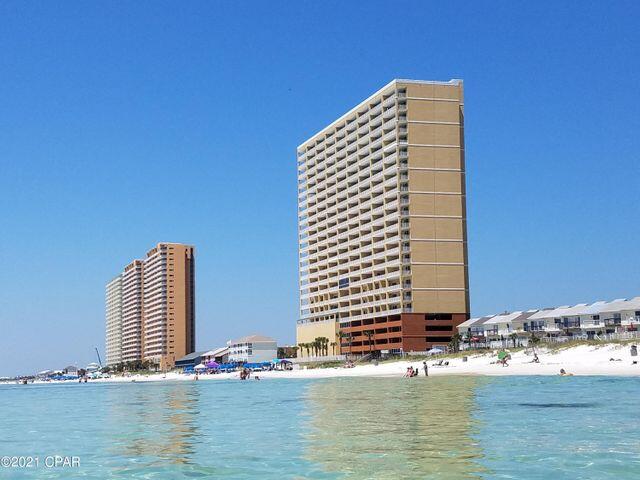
[1,1,638,376]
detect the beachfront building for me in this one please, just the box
[105,274,123,366]
[121,260,144,363]
[142,243,196,371]
[201,347,229,364]
[297,79,469,356]
[174,351,208,371]
[227,335,277,363]
[105,243,196,370]
[457,296,640,347]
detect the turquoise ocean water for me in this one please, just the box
[0,376,639,479]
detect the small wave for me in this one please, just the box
[518,402,598,408]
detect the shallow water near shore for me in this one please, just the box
[0,376,639,479]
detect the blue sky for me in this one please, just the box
[1,1,638,376]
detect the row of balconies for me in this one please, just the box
[300,101,399,168]
[337,307,403,324]
[304,159,397,198]
[302,241,401,277]
[306,251,401,278]
[306,171,399,214]
[304,270,403,298]
[298,117,398,179]
[305,219,399,251]
[303,285,403,310]
[301,139,400,193]
[306,175,399,213]
[299,127,400,187]
[302,235,400,268]
[305,212,397,241]
[301,222,399,257]
[304,201,399,241]
[301,157,399,207]
[304,260,402,288]
[300,186,398,227]
[301,273,401,299]
[306,245,400,271]
[307,203,400,235]
[306,262,402,286]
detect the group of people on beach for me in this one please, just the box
[404,362,429,378]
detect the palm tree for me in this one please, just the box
[363,330,375,355]
[509,332,518,349]
[317,336,329,356]
[330,341,337,356]
[301,343,311,357]
[449,332,462,353]
[529,331,540,354]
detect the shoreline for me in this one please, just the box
[9,342,639,385]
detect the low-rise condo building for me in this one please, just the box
[458,296,640,347]
[227,335,277,363]
[297,79,469,356]
[105,243,195,370]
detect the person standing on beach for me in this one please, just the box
[423,361,428,377]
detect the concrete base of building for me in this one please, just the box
[340,312,468,356]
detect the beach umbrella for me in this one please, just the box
[497,351,508,361]
[206,361,220,368]
[194,363,207,370]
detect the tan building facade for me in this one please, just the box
[106,243,195,370]
[121,260,144,363]
[297,79,469,355]
[295,319,340,359]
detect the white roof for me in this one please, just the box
[228,334,276,345]
[600,296,640,313]
[457,315,494,328]
[484,311,524,325]
[577,301,609,315]
[202,346,229,357]
[528,306,571,320]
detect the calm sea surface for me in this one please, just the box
[0,376,639,479]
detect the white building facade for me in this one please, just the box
[105,274,123,366]
[227,335,277,363]
[458,296,640,346]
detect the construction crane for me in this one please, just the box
[95,347,103,368]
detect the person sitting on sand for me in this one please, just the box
[404,367,413,378]
[412,367,419,377]
[559,368,573,376]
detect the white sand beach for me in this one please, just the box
[81,342,640,384]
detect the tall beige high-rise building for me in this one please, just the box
[296,79,469,356]
[121,259,144,363]
[142,243,196,370]
[105,243,195,369]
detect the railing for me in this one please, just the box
[293,354,346,363]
